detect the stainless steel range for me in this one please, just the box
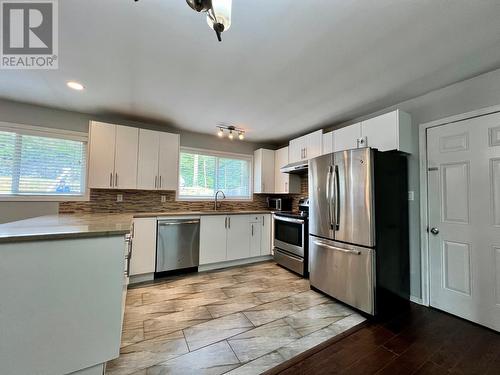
[273,198,309,276]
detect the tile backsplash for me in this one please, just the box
[59,175,308,214]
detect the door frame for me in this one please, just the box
[418,104,500,307]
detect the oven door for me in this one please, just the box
[273,215,305,257]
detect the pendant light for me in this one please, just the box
[186,0,232,42]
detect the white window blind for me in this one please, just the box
[178,148,252,199]
[0,123,87,198]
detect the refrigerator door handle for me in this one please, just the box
[326,165,333,229]
[313,240,361,255]
[333,165,340,231]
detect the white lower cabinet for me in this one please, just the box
[130,218,157,276]
[249,217,262,258]
[200,214,272,266]
[261,214,272,255]
[226,215,251,261]
[199,215,228,265]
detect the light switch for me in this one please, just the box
[408,191,414,201]
[117,194,123,202]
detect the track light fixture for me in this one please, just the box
[216,125,245,141]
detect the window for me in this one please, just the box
[178,148,252,200]
[0,122,87,200]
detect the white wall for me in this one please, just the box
[0,99,276,223]
[329,67,500,300]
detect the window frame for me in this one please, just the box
[177,146,254,202]
[0,121,89,202]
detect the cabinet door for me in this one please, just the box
[288,138,303,163]
[254,149,275,193]
[305,130,323,159]
[322,132,334,155]
[226,215,250,261]
[88,121,116,189]
[114,125,139,189]
[137,129,160,190]
[249,221,262,258]
[130,218,157,275]
[274,146,288,193]
[361,111,398,151]
[333,123,361,152]
[199,215,227,265]
[158,132,179,191]
[260,214,272,256]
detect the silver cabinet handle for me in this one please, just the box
[262,216,265,226]
[110,173,113,187]
[251,224,254,236]
[115,173,118,187]
[228,217,231,229]
[159,175,162,189]
[313,240,361,255]
[155,176,158,189]
[225,217,228,229]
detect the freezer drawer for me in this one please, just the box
[309,236,375,315]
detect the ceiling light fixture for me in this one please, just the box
[67,81,84,91]
[186,0,232,42]
[216,124,245,141]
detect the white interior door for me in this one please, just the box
[427,112,500,331]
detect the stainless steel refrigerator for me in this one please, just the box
[308,148,409,315]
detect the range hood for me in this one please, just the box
[280,160,308,174]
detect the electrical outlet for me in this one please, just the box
[161,195,167,203]
[117,194,123,202]
[408,191,414,201]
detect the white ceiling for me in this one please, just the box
[1,0,500,142]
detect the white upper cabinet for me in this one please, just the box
[114,125,139,189]
[88,121,116,189]
[289,130,323,163]
[333,123,362,152]
[254,149,275,194]
[158,132,180,191]
[274,146,300,194]
[305,130,323,160]
[137,129,160,190]
[322,131,334,155]
[331,110,412,153]
[88,121,138,189]
[360,110,412,153]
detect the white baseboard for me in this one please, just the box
[198,255,273,272]
[129,273,154,285]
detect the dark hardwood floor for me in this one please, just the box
[266,303,500,375]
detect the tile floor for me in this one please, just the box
[106,261,365,375]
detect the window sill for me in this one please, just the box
[176,197,253,202]
[0,194,89,202]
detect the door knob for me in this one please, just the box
[430,227,439,235]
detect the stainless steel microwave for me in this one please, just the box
[267,197,292,211]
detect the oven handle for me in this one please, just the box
[274,215,305,224]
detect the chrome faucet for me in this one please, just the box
[214,190,226,211]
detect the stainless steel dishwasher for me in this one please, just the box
[156,218,200,273]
